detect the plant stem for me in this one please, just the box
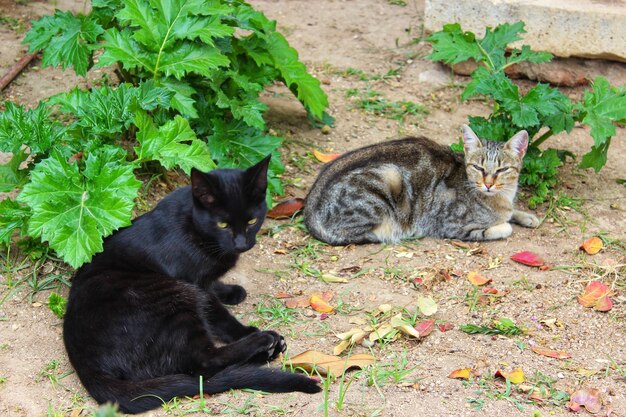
[531,129,554,148]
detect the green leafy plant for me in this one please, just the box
[426,22,626,207]
[47,292,67,319]
[0,0,329,268]
[460,317,524,336]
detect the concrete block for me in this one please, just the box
[424,0,626,63]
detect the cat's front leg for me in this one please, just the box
[468,222,512,241]
[511,209,540,228]
[212,281,247,305]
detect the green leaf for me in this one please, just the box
[264,32,328,119]
[0,149,29,192]
[48,292,67,319]
[23,11,104,76]
[425,23,483,65]
[0,102,65,156]
[575,77,626,171]
[507,45,552,67]
[158,43,229,79]
[97,27,156,73]
[479,22,525,70]
[159,79,199,118]
[134,111,215,174]
[171,15,234,46]
[17,148,141,268]
[0,199,30,245]
[468,115,517,141]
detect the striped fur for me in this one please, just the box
[304,126,539,245]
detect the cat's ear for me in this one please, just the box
[244,154,271,198]
[504,130,529,159]
[462,124,482,154]
[191,168,217,206]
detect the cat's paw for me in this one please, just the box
[512,210,540,228]
[247,331,286,363]
[483,223,513,240]
[213,282,247,305]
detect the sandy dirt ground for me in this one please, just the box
[0,1,625,416]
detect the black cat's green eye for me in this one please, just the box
[247,218,257,225]
[217,222,229,229]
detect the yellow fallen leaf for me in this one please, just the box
[313,150,341,163]
[467,271,492,286]
[310,294,334,313]
[333,339,351,356]
[448,368,473,380]
[390,314,420,338]
[320,273,348,283]
[369,323,397,342]
[416,296,438,316]
[495,368,525,384]
[286,350,375,377]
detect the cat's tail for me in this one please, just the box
[87,365,320,414]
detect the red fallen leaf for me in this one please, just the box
[580,237,603,255]
[594,295,613,312]
[531,345,572,359]
[510,251,545,267]
[267,198,305,219]
[313,149,341,163]
[439,269,452,281]
[414,320,435,337]
[578,281,613,312]
[320,313,331,320]
[568,388,602,414]
[467,271,492,286]
[274,291,292,299]
[438,322,454,332]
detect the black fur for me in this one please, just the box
[63,156,321,413]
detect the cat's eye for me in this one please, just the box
[471,164,485,173]
[247,218,257,225]
[496,167,510,174]
[217,222,229,229]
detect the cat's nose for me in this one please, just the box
[233,235,249,252]
[484,181,494,190]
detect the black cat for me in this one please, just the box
[63,156,321,414]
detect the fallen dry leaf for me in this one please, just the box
[285,297,311,309]
[578,281,613,312]
[274,291,292,299]
[414,320,435,337]
[310,294,334,313]
[467,271,492,286]
[568,387,602,414]
[438,322,454,332]
[530,345,572,359]
[267,198,305,219]
[369,323,397,342]
[390,314,420,338]
[448,368,473,380]
[313,149,341,163]
[416,295,438,316]
[286,350,375,377]
[510,251,545,267]
[580,236,603,255]
[319,273,348,283]
[494,368,525,384]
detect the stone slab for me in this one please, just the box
[424,0,626,62]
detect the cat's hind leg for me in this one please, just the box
[511,209,540,228]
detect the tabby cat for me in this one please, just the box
[304,125,539,244]
[64,156,320,414]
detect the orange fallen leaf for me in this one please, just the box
[510,251,545,267]
[578,281,613,312]
[530,345,572,359]
[274,291,292,299]
[313,149,341,163]
[310,294,334,313]
[285,297,311,309]
[267,198,305,219]
[467,271,492,286]
[448,368,473,380]
[580,237,603,255]
[286,350,375,377]
[568,388,602,414]
[494,368,525,384]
